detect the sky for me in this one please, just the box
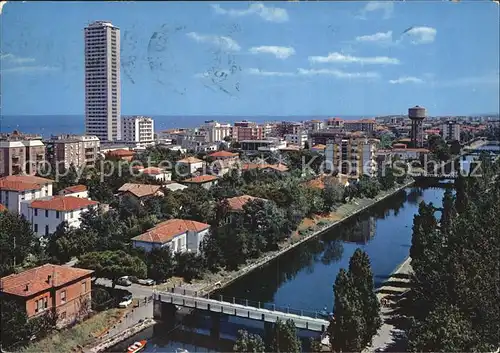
[1,1,499,117]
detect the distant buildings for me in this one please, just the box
[441,121,461,141]
[0,264,93,328]
[0,131,45,176]
[121,116,155,147]
[240,138,287,152]
[343,119,376,135]
[45,135,100,169]
[409,105,426,148]
[84,21,121,142]
[233,121,268,141]
[202,121,232,143]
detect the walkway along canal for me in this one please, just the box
[109,182,448,352]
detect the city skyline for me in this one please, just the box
[1,1,499,117]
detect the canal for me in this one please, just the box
[111,182,450,353]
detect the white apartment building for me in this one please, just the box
[21,196,99,237]
[121,116,155,147]
[84,21,121,142]
[284,132,308,148]
[132,219,210,254]
[46,135,100,169]
[0,175,53,214]
[441,121,461,141]
[325,138,378,177]
[202,121,232,143]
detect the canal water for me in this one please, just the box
[111,182,449,353]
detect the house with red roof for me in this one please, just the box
[181,174,219,190]
[207,150,240,175]
[58,184,89,199]
[0,264,93,327]
[0,175,54,214]
[132,218,210,254]
[21,196,99,237]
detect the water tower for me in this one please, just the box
[408,105,426,148]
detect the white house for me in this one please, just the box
[132,166,172,182]
[176,157,204,174]
[131,218,210,254]
[58,185,89,199]
[0,175,54,214]
[21,196,99,237]
[163,181,188,192]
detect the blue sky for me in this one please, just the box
[1,1,499,116]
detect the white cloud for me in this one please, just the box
[389,76,424,84]
[211,3,289,23]
[1,66,59,74]
[355,31,393,43]
[403,26,437,44]
[309,52,400,65]
[245,68,379,79]
[0,52,35,64]
[186,32,241,51]
[249,46,295,59]
[358,2,394,20]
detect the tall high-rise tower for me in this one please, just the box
[408,105,426,148]
[84,21,121,142]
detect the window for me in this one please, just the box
[81,281,87,293]
[45,210,49,217]
[70,211,74,218]
[45,225,49,236]
[34,209,38,216]
[61,290,66,304]
[56,211,60,219]
[34,224,38,233]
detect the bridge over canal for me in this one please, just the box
[153,288,330,332]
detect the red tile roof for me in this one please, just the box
[142,167,165,175]
[60,184,87,194]
[106,149,135,157]
[0,175,53,192]
[118,183,163,198]
[208,151,239,158]
[182,175,218,183]
[225,195,267,211]
[177,157,203,164]
[241,163,289,172]
[132,219,210,244]
[1,264,93,297]
[29,196,98,211]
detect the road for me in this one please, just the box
[95,278,156,299]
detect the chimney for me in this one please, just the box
[25,283,29,291]
[47,275,52,284]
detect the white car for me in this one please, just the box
[118,294,133,308]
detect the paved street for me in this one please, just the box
[95,278,156,299]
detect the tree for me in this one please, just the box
[0,300,31,349]
[147,247,174,283]
[233,330,265,353]
[173,252,204,283]
[348,249,381,344]
[269,319,302,353]
[329,269,366,352]
[439,189,455,236]
[78,250,147,287]
[322,178,344,212]
[0,211,40,276]
[378,165,395,190]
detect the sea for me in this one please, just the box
[0,115,363,138]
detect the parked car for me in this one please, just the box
[118,294,133,308]
[137,279,155,286]
[116,276,132,287]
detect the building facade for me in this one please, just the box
[21,196,99,237]
[84,21,121,142]
[325,137,378,177]
[46,135,100,169]
[121,116,155,147]
[233,121,265,141]
[0,264,93,328]
[202,121,232,143]
[0,132,45,176]
[343,119,376,134]
[441,121,461,141]
[0,175,54,214]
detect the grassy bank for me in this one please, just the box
[18,309,126,353]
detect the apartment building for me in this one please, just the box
[325,137,379,177]
[202,120,232,143]
[46,135,100,169]
[305,120,324,132]
[343,119,376,134]
[0,175,54,214]
[84,21,121,142]
[0,131,45,176]
[0,264,93,328]
[21,196,99,237]
[284,132,308,148]
[233,121,266,141]
[275,121,304,136]
[441,121,461,141]
[121,116,155,147]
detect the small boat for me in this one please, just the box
[127,340,147,353]
[175,349,189,353]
